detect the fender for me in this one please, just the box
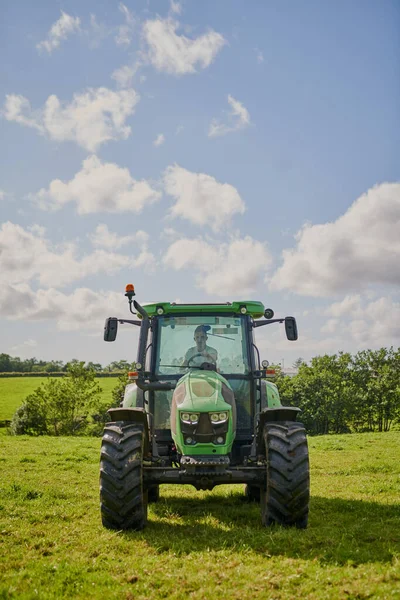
[256,406,302,454]
[259,406,301,425]
[106,407,150,454]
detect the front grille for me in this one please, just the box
[196,413,213,434]
[193,413,213,442]
[181,413,228,444]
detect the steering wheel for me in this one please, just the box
[187,353,216,370]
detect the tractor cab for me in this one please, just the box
[101,286,309,531]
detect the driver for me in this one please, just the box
[182,325,218,367]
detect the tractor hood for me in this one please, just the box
[170,369,237,455]
[178,370,232,412]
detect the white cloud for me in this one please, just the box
[0,190,6,200]
[256,50,264,64]
[2,95,44,132]
[115,3,135,47]
[3,87,139,151]
[86,9,135,50]
[32,155,161,214]
[88,224,149,250]
[325,295,362,318]
[87,14,112,48]
[163,236,272,295]
[299,292,400,351]
[153,133,165,147]
[209,95,251,137]
[28,224,46,237]
[320,318,339,334]
[142,17,225,75]
[160,227,183,241]
[330,295,400,347]
[11,339,38,353]
[170,1,182,15]
[163,164,245,231]
[256,326,348,358]
[0,283,125,331]
[0,222,156,289]
[37,11,81,54]
[112,64,137,88]
[270,182,400,296]
[87,225,154,269]
[228,96,251,126]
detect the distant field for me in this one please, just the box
[0,432,399,599]
[0,377,118,421]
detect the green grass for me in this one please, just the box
[0,377,117,421]
[0,432,399,599]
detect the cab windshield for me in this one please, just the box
[155,315,250,376]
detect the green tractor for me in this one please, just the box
[100,285,310,530]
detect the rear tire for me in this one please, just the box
[147,485,160,503]
[260,421,309,528]
[100,421,148,530]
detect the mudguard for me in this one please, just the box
[256,406,302,454]
[106,407,150,454]
[260,406,301,424]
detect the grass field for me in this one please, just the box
[0,431,399,599]
[0,377,118,421]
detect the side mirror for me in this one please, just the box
[285,317,298,341]
[104,317,118,342]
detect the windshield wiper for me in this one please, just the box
[207,333,235,341]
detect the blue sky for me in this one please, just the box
[1,0,399,367]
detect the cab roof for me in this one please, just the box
[142,301,265,319]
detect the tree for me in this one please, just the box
[0,354,12,372]
[277,348,400,435]
[86,362,103,372]
[44,360,64,373]
[11,362,110,436]
[277,353,353,435]
[107,360,131,372]
[351,348,400,432]
[292,357,306,369]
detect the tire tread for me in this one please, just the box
[261,421,310,528]
[100,421,148,530]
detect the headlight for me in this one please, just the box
[181,412,199,424]
[210,412,228,423]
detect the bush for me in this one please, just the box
[10,362,112,436]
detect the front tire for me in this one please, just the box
[260,421,309,528]
[100,422,148,530]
